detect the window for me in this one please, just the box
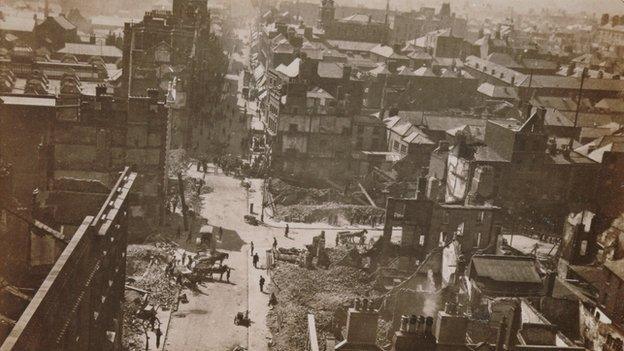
[400,144,407,154]
[419,234,425,246]
[96,129,107,149]
[475,232,482,248]
[443,211,450,224]
[580,240,588,256]
[393,140,400,151]
[477,211,485,224]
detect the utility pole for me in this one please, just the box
[570,67,588,150]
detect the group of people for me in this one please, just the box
[250,241,278,308]
[350,212,385,227]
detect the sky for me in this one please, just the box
[333,0,624,15]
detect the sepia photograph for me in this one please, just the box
[0,0,623,350]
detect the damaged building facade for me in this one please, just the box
[0,168,137,349]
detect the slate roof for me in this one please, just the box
[470,255,542,284]
[0,95,56,107]
[605,259,624,282]
[51,15,76,31]
[57,43,122,58]
[596,98,624,113]
[477,83,519,100]
[326,40,378,53]
[0,17,36,32]
[317,62,343,79]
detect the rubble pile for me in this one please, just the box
[276,203,385,225]
[123,244,179,350]
[267,248,380,351]
[270,178,354,206]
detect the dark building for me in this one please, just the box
[319,0,390,43]
[380,197,500,270]
[0,89,169,235]
[442,108,599,220]
[0,168,136,350]
[33,15,79,51]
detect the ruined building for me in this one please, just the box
[0,168,137,349]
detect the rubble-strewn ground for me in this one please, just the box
[123,244,179,351]
[269,179,384,224]
[267,248,385,351]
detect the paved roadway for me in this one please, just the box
[162,165,384,350]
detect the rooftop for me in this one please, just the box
[470,255,542,284]
[57,43,123,58]
[0,95,56,107]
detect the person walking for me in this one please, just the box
[219,226,224,241]
[250,241,254,256]
[253,253,259,268]
[268,292,277,307]
[284,224,289,237]
[259,276,265,292]
[155,328,163,348]
[226,267,231,282]
[272,237,278,250]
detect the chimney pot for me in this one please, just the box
[354,298,361,310]
[400,315,409,332]
[362,298,369,311]
[408,315,417,333]
[418,315,425,333]
[425,317,434,336]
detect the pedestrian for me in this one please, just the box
[172,196,178,213]
[273,237,278,250]
[268,292,277,307]
[181,252,186,265]
[250,241,254,256]
[155,327,163,348]
[226,267,231,282]
[259,275,265,292]
[196,161,201,171]
[219,226,224,240]
[284,224,289,237]
[253,253,259,268]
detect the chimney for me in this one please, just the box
[304,26,312,39]
[543,271,557,296]
[416,177,428,200]
[601,14,610,26]
[435,303,468,345]
[393,43,403,54]
[392,314,437,351]
[496,317,507,351]
[612,15,620,27]
[342,298,379,346]
[95,84,107,97]
[90,34,96,44]
[342,65,352,81]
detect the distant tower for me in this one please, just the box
[319,0,335,30]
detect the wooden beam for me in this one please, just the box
[307,314,319,351]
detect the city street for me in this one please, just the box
[162,166,382,350]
